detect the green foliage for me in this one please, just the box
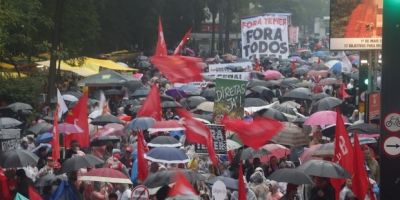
[0,75,46,106]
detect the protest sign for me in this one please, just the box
[194,124,227,154]
[208,62,253,73]
[0,129,21,151]
[203,72,250,81]
[241,14,289,59]
[213,78,247,122]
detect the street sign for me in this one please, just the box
[131,185,149,200]
[383,136,400,156]
[383,113,400,132]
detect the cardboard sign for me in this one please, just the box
[195,124,227,154]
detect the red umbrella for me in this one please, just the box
[261,144,290,160]
[304,111,348,126]
[79,168,131,184]
[263,70,283,80]
[95,123,124,137]
[299,144,323,164]
[148,120,185,134]
[58,123,83,134]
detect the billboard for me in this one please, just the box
[241,14,289,59]
[330,0,382,50]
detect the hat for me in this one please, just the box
[112,149,121,154]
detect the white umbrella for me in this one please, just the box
[62,94,79,102]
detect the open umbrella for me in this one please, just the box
[281,77,300,87]
[145,147,189,164]
[59,155,104,173]
[6,102,33,112]
[262,144,290,161]
[166,88,187,99]
[180,96,207,109]
[311,142,334,157]
[131,88,150,98]
[0,117,22,129]
[268,168,314,185]
[248,79,281,89]
[0,149,39,168]
[297,160,351,179]
[311,97,343,113]
[283,87,312,100]
[201,88,215,101]
[143,170,206,189]
[62,94,79,102]
[241,148,270,160]
[196,101,214,113]
[255,108,288,121]
[148,136,181,148]
[248,86,274,102]
[312,92,331,101]
[148,120,184,133]
[91,114,124,126]
[271,122,309,146]
[307,70,330,78]
[319,77,339,86]
[264,70,283,80]
[26,122,53,135]
[98,123,125,136]
[304,111,338,126]
[104,89,122,96]
[206,176,238,190]
[79,168,132,184]
[179,84,202,96]
[245,98,268,107]
[321,123,352,138]
[35,132,53,143]
[161,101,182,109]
[128,117,156,131]
[58,123,84,134]
[347,123,379,134]
[35,174,67,187]
[90,135,120,146]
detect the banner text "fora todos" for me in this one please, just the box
[243,27,288,58]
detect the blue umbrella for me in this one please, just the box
[35,132,53,143]
[313,51,330,57]
[128,117,156,131]
[145,147,189,164]
[330,62,342,74]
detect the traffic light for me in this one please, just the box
[358,65,368,93]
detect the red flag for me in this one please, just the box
[173,28,192,55]
[221,117,283,149]
[238,162,246,200]
[51,108,60,161]
[338,83,350,100]
[64,89,89,148]
[151,55,203,83]
[28,185,43,200]
[155,17,168,56]
[176,108,219,166]
[137,131,148,181]
[137,84,162,121]
[352,133,370,200]
[331,109,354,199]
[0,168,11,200]
[168,172,198,198]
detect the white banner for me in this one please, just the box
[203,72,250,80]
[241,14,289,59]
[208,62,253,73]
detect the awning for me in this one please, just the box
[83,57,137,72]
[0,62,14,70]
[0,72,27,78]
[36,60,97,77]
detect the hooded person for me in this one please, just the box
[105,149,126,173]
[249,168,270,200]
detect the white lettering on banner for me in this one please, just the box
[203,72,250,80]
[208,62,253,73]
[330,38,382,50]
[241,14,289,59]
[339,136,349,156]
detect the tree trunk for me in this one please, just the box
[210,0,217,56]
[218,0,225,54]
[224,0,232,54]
[47,0,64,105]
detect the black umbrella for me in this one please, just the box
[241,148,270,160]
[294,68,309,76]
[138,60,152,69]
[35,174,67,187]
[160,95,175,102]
[311,97,343,113]
[297,160,351,179]
[281,77,300,86]
[59,155,104,174]
[148,136,181,148]
[180,96,207,109]
[192,113,213,122]
[255,108,288,121]
[248,86,274,102]
[283,87,312,100]
[6,102,33,112]
[272,104,297,116]
[104,89,122,96]
[244,98,268,107]
[161,101,182,109]
[247,79,280,89]
[143,170,205,189]
[0,149,39,168]
[121,99,140,107]
[26,122,53,135]
[91,114,124,126]
[268,168,314,185]
[201,88,215,101]
[90,135,121,146]
[128,117,156,131]
[78,70,134,87]
[206,176,238,190]
[131,88,150,98]
[0,117,22,129]
[145,147,189,164]
[312,92,331,101]
[347,123,380,134]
